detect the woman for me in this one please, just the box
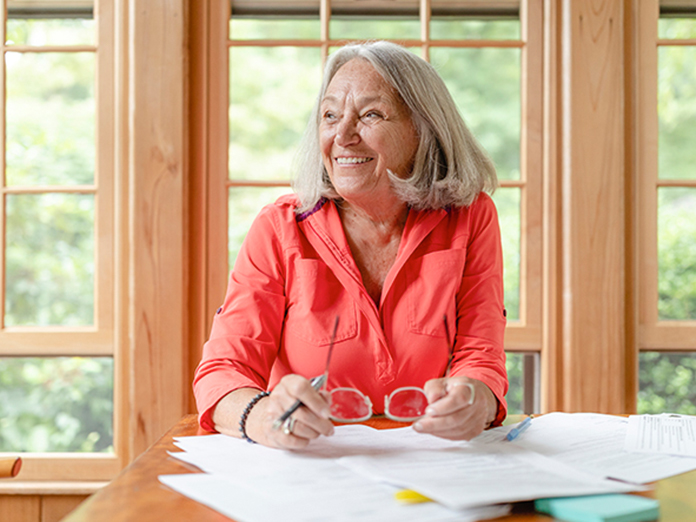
[194,41,507,449]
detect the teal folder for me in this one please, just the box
[535,494,659,522]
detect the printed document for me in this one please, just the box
[624,413,696,458]
[493,412,696,483]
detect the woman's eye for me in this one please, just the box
[362,111,384,121]
[322,111,336,121]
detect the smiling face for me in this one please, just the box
[319,59,419,209]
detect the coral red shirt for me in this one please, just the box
[194,194,508,431]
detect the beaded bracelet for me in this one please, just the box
[239,391,270,443]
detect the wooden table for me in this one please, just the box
[63,414,696,522]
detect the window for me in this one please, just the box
[637,4,696,414]
[204,0,543,414]
[0,0,119,480]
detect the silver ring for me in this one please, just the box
[447,381,476,405]
[282,416,296,436]
[464,382,475,405]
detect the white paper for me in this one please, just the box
[159,473,510,522]
[158,415,695,522]
[338,434,639,510]
[504,412,696,483]
[624,414,696,458]
[162,426,510,522]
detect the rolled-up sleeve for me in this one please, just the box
[193,205,288,431]
[449,194,508,426]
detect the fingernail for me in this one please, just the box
[413,422,423,432]
[425,406,436,416]
[321,408,331,419]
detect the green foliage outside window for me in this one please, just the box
[5,193,94,327]
[639,352,696,415]
[0,358,113,452]
[1,18,110,452]
[505,353,525,414]
[658,189,696,320]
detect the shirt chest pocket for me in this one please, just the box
[285,258,358,345]
[405,250,466,337]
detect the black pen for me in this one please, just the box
[271,316,339,431]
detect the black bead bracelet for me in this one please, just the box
[239,391,270,443]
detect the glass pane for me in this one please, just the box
[431,18,520,40]
[5,193,95,327]
[230,18,320,40]
[229,47,321,181]
[658,46,696,180]
[658,18,696,39]
[0,357,113,452]
[228,186,293,269]
[658,188,696,320]
[505,352,538,415]
[5,52,95,186]
[330,18,420,40]
[506,353,524,414]
[639,352,696,415]
[492,188,520,321]
[431,47,521,180]
[6,18,95,46]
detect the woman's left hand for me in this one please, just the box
[413,376,498,440]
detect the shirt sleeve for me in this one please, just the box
[193,204,288,432]
[448,193,508,426]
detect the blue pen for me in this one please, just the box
[506,415,533,441]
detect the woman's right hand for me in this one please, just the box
[213,376,335,449]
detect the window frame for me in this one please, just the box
[198,0,545,413]
[637,1,696,353]
[0,0,121,482]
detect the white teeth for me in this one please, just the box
[336,157,372,165]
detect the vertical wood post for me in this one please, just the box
[128,0,187,457]
[558,0,632,412]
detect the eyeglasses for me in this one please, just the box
[326,315,454,423]
[325,386,429,422]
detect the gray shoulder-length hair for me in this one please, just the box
[292,40,498,213]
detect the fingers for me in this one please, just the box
[274,374,332,420]
[414,377,492,441]
[422,377,448,404]
[260,375,334,449]
[423,378,475,414]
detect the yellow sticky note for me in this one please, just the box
[394,489,433,504]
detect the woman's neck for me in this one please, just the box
[337,200,409,240]
[337,200,409,306]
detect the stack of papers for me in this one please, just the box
[159,413,696,522]
[161,429,510,522]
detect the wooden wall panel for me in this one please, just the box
[0,496,40,522]
[0,494,88,522]
[559,0,630,412]
[128,0,188,457]
[41,495,88,522]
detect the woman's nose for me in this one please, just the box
[335,117,360,146]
